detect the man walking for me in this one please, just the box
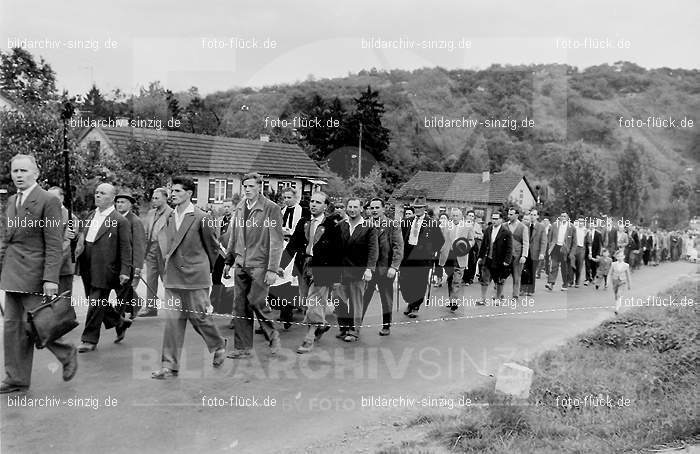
[77,183,133,351]
[336,198,378,342]
[280,192,342,353]
[399,196,444,318]
[506,208,529,300]
[0,154,78,393]
[523,209,547,295]
[571,217,587,287]
[477,211,512,303]
[361,198,402,336]
[139,188,172,317]
[545,213,575,292]
[151,177,227,379]
[223,173,284,358]
[114,192,146,319]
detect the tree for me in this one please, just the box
[110,136,188,202]
[548,142,610,217]
[615,138,645,221]
[344,86,391,177]
[181,87,220,135]
[0,48,57,104]
[165,89,182,130]
[81,84,113,120]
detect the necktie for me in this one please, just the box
[16,191,23,211]
[283,207,293,229]
[306,219,316,255]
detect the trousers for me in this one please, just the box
[3,292,74,387]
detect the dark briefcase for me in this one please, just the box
[27,291,79,349]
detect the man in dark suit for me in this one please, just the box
[361,198,403,336]
[399,196,444,318]
[139,187,172,317]
[545,212,575,291]
[280,191,342,353]
[151,176,227,379]
[0,154,77,393]
[114,192,146,319]
[477,211,513,303]
[586,224,604,284]
[77,183,133,352]
[523,209,547,295]
[335,198,378,342]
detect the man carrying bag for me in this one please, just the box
[0,154,78,394]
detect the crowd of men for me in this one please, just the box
[0,153,696,391]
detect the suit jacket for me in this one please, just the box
[589,230,603,258]
[528,221,548,259]
[158,206,218,289]
[508,220,529,259]
[280,215,327,277]
[547,221,575,256]
[77,208,132,290]
[372,216,403,275]
[338,220,378,282]
[401,215,445,264]
[123,211,146,272]
[225,196,284,271]
[0,186,63,293]
[144,206,173,247]
[478,224,513,267]
[603,228,618,251]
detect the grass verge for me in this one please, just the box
[382,277,699,454]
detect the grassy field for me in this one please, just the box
[381,278,699,454]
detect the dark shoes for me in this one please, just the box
[545,283,553,291]
[314,325,331,341]
[78,342,96,353]
[404,307,418,318]
[63,346,78,382]
[114,319,132,343]
[213,338,228,367]
[151,367,178,380]
[0,383,29,393]
[378,327,391,336]
[227,349,252,359]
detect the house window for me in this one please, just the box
[208,178,231,203]
[519,189,524,204]
[87,140,100,160]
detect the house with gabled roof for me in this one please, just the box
[78,126,328,207]
[391,170,536,220]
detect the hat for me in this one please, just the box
[412,196,427,208]
[452,237,470,257]
[114,192,136,204]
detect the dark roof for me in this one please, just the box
[393,171,530,204]
[89,127,328,179]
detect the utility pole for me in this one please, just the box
[358,122,362,179]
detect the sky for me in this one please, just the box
[1,0,698,96]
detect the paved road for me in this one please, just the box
[0,261,696,454]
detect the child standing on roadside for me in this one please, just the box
[608,250,631,314]
[592,248,612,290]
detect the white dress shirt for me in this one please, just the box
[174,202,195,231]
[557,221,568,245]
[15,182,38,210]
[408,214,425,246]
[575,226,586,247]
[86,205,115,243]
